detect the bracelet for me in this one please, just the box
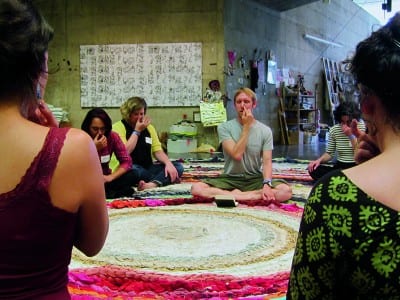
[349,134,356,140]
[132,130,141,136]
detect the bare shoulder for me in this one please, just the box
[344,157,400,211]
[62,128,95,159]
[64,128,92,145]
[49,128,103,212]
[54,128,99,181]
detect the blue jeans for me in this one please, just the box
[131,161,184,187]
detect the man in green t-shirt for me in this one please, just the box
[191,87,292,203]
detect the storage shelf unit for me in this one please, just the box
[281,86,318,144]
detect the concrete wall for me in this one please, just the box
[38,0,225,147]
[37,0,380,147]
[224,0,380,143]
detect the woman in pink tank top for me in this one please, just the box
[0,1,109,299]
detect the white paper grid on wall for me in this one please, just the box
[80,43,202,107]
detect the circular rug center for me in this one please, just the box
[72,204,300,276]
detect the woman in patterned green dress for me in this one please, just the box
[288,12,400,300]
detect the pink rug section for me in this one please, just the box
[68,265,288,299]
[108,196,303,213]
[71,192,305,299]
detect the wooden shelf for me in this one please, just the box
[279,83,318,145]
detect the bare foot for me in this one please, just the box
[138,180,158,191]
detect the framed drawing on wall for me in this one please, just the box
[80,42,202,107]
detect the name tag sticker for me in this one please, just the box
[100,154,110,163]
[145,137,152,144]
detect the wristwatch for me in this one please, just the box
[263,179,273,187]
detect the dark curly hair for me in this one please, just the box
[350,12,400,131]
[0,0,53,100]
[333,101,361,123]
[81,108,112,137]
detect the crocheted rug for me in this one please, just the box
[68,159,313,299]
[181,158,312,183]
[121,181,312,204]
[69,202,304,299]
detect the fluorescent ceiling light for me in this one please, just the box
[304,33,343,47]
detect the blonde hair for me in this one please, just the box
[233,87,257,103]
[120,96,147,122]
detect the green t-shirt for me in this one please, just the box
[218,118,273,176]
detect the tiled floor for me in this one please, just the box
[273,142,327,160]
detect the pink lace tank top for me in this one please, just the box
[0,127,76,299]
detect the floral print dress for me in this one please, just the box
[287,169,400,300]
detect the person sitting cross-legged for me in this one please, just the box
[111,96,184,191]
[81,108,136,199]
[191,87,292,203]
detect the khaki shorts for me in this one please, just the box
[202,174,287,192]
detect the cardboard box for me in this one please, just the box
[288,130,303,145]
[303,131,317,144]
[289,130,317,144]
[167,138,198,153]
